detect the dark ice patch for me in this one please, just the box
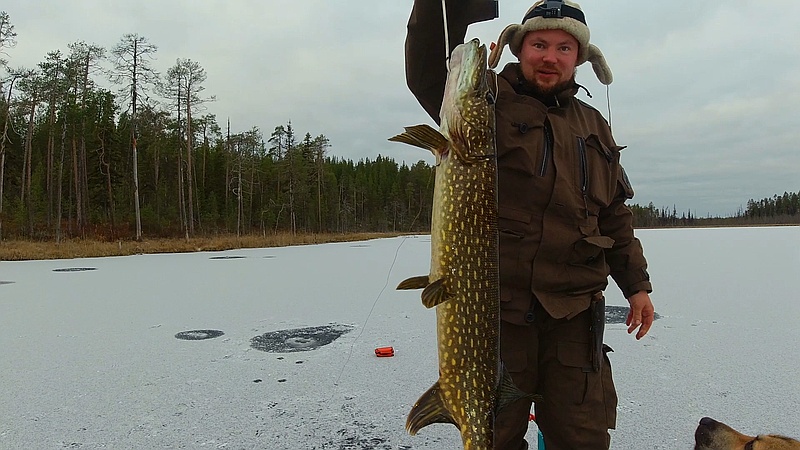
[329,405,414,450]
[263,255,276,259]
[337,435,392,450]
[606,305,661,324]
[209,255,246,260]
[0,281,14,285]
[349,244,370,248]
[250,324,354,353]
[175,329,225,340]
[53,267,97,272]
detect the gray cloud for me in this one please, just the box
[3,0,798,216]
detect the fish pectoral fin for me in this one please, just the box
[420,278,452,308]
[496,363,542,412]
[397,275,430,290]
[406,381,457,435]
[389,124,449,157]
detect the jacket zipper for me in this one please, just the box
[577,137,589,217]
[540,120,552,177]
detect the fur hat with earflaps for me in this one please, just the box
[487,0,613,85]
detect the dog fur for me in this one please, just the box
[695,417,800,450]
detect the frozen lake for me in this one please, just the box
[1,226,799,449]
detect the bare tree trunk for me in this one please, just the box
[46,103,56,229]
[0,77,16,241]
[178,150,188,241]
[79,50,92,237]
[80,130,89,237]
[225,118,230,214]
[0,150,4,240]
[56,120,67,242]
[236,144,243,237]
[152,114,160,221]
[99,143,115,239]
[176,85,188,240]
[185,98,194,236]
[23,99,36,236]
[72,134,82,237]
[288,152,296,236]
[316,148,323,233]
[105,164,114,237]
[248,153,256,234]
[132,130,142,240]
[131,39,143,241]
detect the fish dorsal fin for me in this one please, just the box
[421,278,451,308]
[389,124,449,158]
[496,363,542,412]
[406,381,458,435]
[396,275,430,290]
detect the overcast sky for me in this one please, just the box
[3,1,799,217]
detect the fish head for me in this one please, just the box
[440,38,495,163]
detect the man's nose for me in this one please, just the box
[542,47,558,63]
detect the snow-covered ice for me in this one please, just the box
[1,226,799,449]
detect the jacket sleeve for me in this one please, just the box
[599,170,653,299]
[406,0,498,124]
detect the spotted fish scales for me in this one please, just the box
[390,38,528,450]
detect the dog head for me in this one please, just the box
[695,417,800,450]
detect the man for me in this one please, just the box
[404,1,655,449]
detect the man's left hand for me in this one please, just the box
[626,291,654,340]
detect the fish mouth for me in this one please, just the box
[449,38,487,98]
[439,38,492,163]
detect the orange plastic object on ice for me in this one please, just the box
[374,346,395,357]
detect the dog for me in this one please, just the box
[695,417,800,449]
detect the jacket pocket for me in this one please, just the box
[569,235,614,266]
[556,340,592,404]
[581,134,622,210]
[565,231,615,293]
[498,206,533,293]
[602,345,618,428]
[556,340,617,429]
[496,104,546,178]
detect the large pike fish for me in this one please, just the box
[390,38,529,450]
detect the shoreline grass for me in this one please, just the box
[0,232,411,261]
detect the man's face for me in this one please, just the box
[518,28,580,96]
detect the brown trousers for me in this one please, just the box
[495,302,618,450]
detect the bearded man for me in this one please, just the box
[404,1,656,449]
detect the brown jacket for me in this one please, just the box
[406,0,652,324]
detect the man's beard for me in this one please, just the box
[528,72,576,98]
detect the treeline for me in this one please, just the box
[0,12,796,242]
[0,11,434,241]
[630,191,800,228]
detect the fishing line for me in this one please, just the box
[606,84,613,129]
[442,0,451,69]
[408,164,434,231]
[332,235,409,388]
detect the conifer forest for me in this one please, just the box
[0,14,435,241]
